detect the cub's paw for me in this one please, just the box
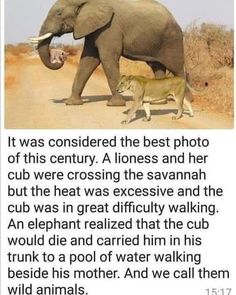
[172,114,182,120]
[142,117,151,122]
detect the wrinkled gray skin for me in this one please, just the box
[37,0,185,106]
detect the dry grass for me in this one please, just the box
[52,43,82,56]
[5,52,19,65]
[5,22,234,115]
[5,43,32,56]
[184,23,233,115]
[120,58,153,77]
[5,75,17,89]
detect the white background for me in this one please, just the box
[1,130,236,295]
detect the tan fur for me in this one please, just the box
[116,75,194,124]
[50,49,69,64]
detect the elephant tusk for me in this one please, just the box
[28,39,39,49]
[29,40,39,44]
[29,32,53,42]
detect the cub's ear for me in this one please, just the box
[74,1,114,39]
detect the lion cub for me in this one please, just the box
[116,75,194,124]
[50,49,69,64]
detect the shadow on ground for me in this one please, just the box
[51,95,133,104]
[128,109,178,123]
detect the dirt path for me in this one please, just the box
[5,56,233,129]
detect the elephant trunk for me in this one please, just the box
[37,31,64,70]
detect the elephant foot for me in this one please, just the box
[107,95,126,106]
[65,96,83,106]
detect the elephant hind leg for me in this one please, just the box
[147,62,167,105]
[146,61,166,79]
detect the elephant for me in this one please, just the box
[30,0,185,106]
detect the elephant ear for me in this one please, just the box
[74,2,114,39]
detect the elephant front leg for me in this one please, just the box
[66,45,100,105]
[100,57,125,106]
